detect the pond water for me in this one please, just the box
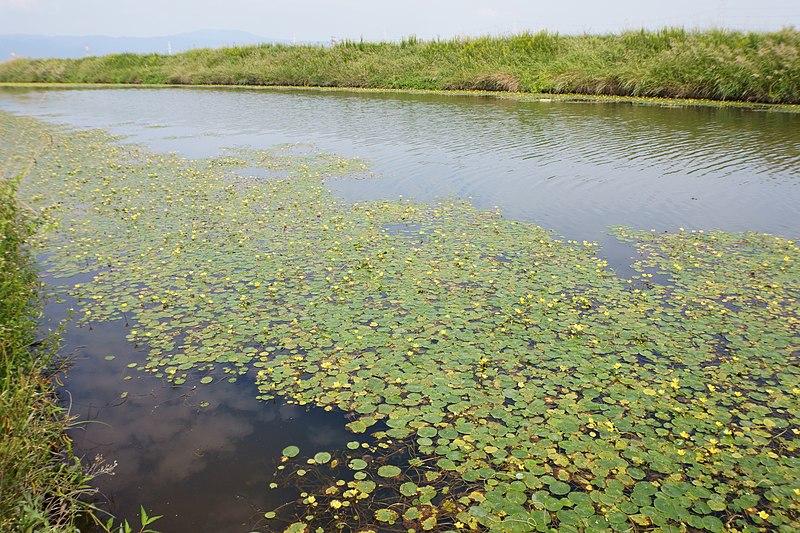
[1,87,799,531]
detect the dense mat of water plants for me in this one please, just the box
[2,110,798,532]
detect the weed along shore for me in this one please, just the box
[1,115,164,532]
[0,146,92,529]
[1,28,799,104]
[1,101,798,532]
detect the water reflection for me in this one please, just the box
[48,295,353,532]
[0,87,797,246]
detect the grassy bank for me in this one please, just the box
[0,144,94,530]
[0,28,798,103]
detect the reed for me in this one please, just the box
[1,28,798,103]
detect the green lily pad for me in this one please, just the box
[348,459,368,471]
[313,452,331,464]
[417,426,437,438]
[374,508,398,523]
[377,465,402,478]
[400,482,419,496]
[282,445,300,458]
[549,481,571,495]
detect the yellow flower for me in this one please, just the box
[758,510,769,520]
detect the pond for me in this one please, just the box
[2,87,798,240]
[1,87,798,532]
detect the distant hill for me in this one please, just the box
[0,29,285,61]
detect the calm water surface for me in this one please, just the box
[2,87,798,241]
[2,87,798,531]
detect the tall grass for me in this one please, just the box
[0,28,798,103]
[0,156,95,530]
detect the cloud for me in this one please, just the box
[478,7,500,18]
[0,0,40,10]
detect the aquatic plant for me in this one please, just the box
[2,110,798,532]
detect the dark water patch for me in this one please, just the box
[46,292,355,532]
[597,234,674,287]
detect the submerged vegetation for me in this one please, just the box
[2,108,798,532]
[1,28,799,103]
[0,143,93,529]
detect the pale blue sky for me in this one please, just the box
[1,0,798,40]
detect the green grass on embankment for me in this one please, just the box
[0,165,94,530]
[0,28,798,104]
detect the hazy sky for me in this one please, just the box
[1,0,798,40]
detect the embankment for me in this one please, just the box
[0,28,798,103]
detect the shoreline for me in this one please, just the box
[3,81,800,113]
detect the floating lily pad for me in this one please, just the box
[549,481,571,495]
[282,445,300,458]
[377,465,402,478]
[417,426,437,438]
[313,452,331,464]
[348,459,368,471]
[374,509,398,523]
[399,482,418,497]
